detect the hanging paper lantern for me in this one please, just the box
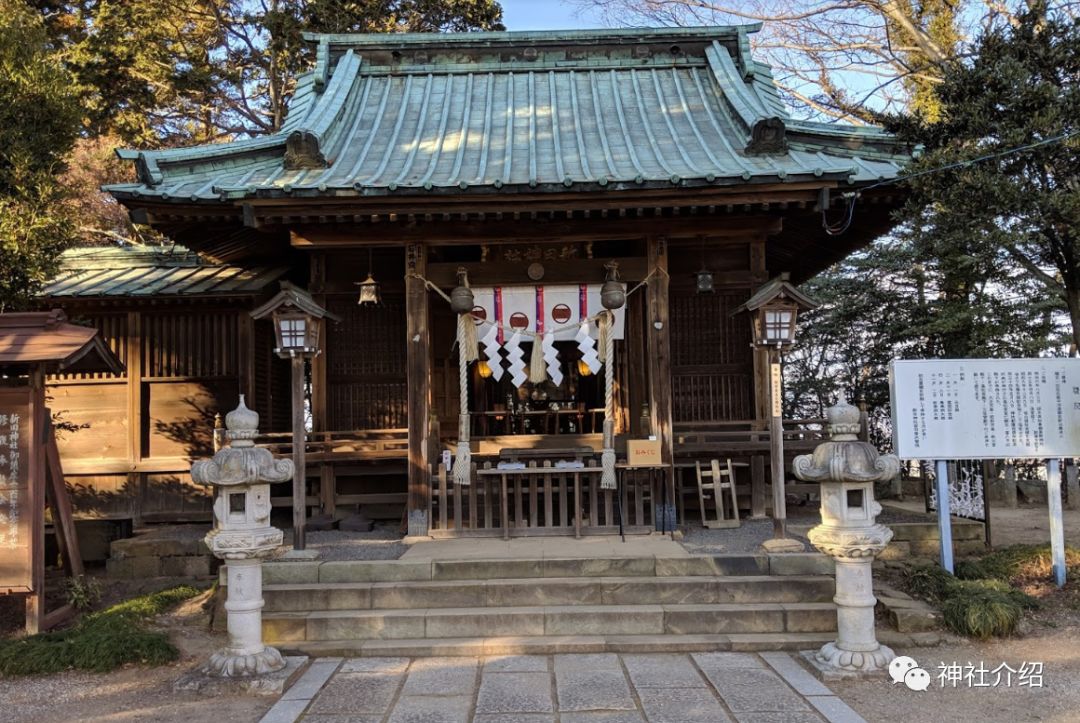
[477,360,493,379]
[578,359,592,377]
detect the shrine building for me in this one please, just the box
[42,25,910,537]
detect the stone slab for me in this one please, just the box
[553,653,621,671]
[601,578,715,605]
[306,672,404,715]
[387,694,472,723]
[483,655,550,673]
[734,713,826,723]
[372,581,485,609]
[263,561,321,584]
[545,605,664,636]
[400,657,479,696]
[433,559,543,581]
[426,608,546,638]
[474,716,555,723]
[320,560,432,583]
[280,548,321,561]
[543,557,655,578]
[655,556,768,577]
[704,667,812,713]
[340,657,411,674]
[805,695,867,723]
[636,687,733,723]
[258,697,312,723]
[768,554,833,576]
[692,652,766,670]
[758,652,833,697]
[622,653,707,688]
[560,713,646,723]
[264,585,372,613]
[664,605,784,635]
[475,671,554,714]
[783,605,837,633]
[263,615,308,643]
[487,579,603,607]
[555,668,636,712]
[306,610,427,641]
[174,655,308,697]
[282,657,341,700]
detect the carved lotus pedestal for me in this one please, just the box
[793,396,898,679]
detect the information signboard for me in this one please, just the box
[889,358,1080,460]
[0,388,32,593]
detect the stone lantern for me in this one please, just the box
[191,396,293,677]
[793,395,899,677]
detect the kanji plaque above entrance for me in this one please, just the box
[889,358,1080,460]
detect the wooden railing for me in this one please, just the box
[429,460,659,538]
[254,428,409,462]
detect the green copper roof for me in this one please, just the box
[106,25,910,203]
[42,246,288,298]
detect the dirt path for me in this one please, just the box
[834,625,1080,723]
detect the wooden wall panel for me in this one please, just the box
[140,472,212,519]
[145,380,238,459]
[326,294,408,430]
[65,474,137,518]
[48,382,128,461]
[670,290,755,423]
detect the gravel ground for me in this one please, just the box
[677,498,936,555]
[283,523,408,561]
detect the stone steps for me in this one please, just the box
[240,553,840,656]
[262,574,835,612]
[264,601,837,643]
[247,552,834,586]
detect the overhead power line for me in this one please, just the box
[822,131,1079,236]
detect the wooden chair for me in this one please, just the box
[695,459,740,529]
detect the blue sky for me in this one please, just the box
[500,0,605,30]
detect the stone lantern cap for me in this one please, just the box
[191,395,293,488]
[793,395,900,484]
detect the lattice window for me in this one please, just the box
[142,312,240,379]
[670,293,752,367]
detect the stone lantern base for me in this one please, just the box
[801,643,896,681]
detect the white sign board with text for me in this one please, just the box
[889,358,1080,460]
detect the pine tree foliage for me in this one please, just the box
[0,1,81,310]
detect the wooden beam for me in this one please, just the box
[291,355,307,550]
[425,258,649,287]
[645,236,675,531]
[290,215,784,248]
[310,252,329,434]
[406,243,432,536]
[26,369,45,635]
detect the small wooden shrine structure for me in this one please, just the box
[0,310,122,631]
[43,25,910,537]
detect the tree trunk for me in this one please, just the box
[1065,287,1080,357]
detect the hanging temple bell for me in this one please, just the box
[450,267,475,314]
[600,261,625,310]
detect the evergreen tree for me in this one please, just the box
[0,1,81,310]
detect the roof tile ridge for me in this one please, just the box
[284,50,364,170]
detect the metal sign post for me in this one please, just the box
[934,459,954,573]
[1047,458,1067,587]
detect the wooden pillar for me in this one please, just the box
[290,355,307,550]
[309,252,328,434]
[26,368,45,634]
[646,236,675,529]
[767,347,787,538]
[126,311,144,523]
[406,244,432,536]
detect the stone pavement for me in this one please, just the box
[259,652,866,723]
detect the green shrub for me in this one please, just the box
[957,544,1080,583]
[0,585,200,675]
[903,563,955,602]
[940,579,1027,640]
[63,575,103,610]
